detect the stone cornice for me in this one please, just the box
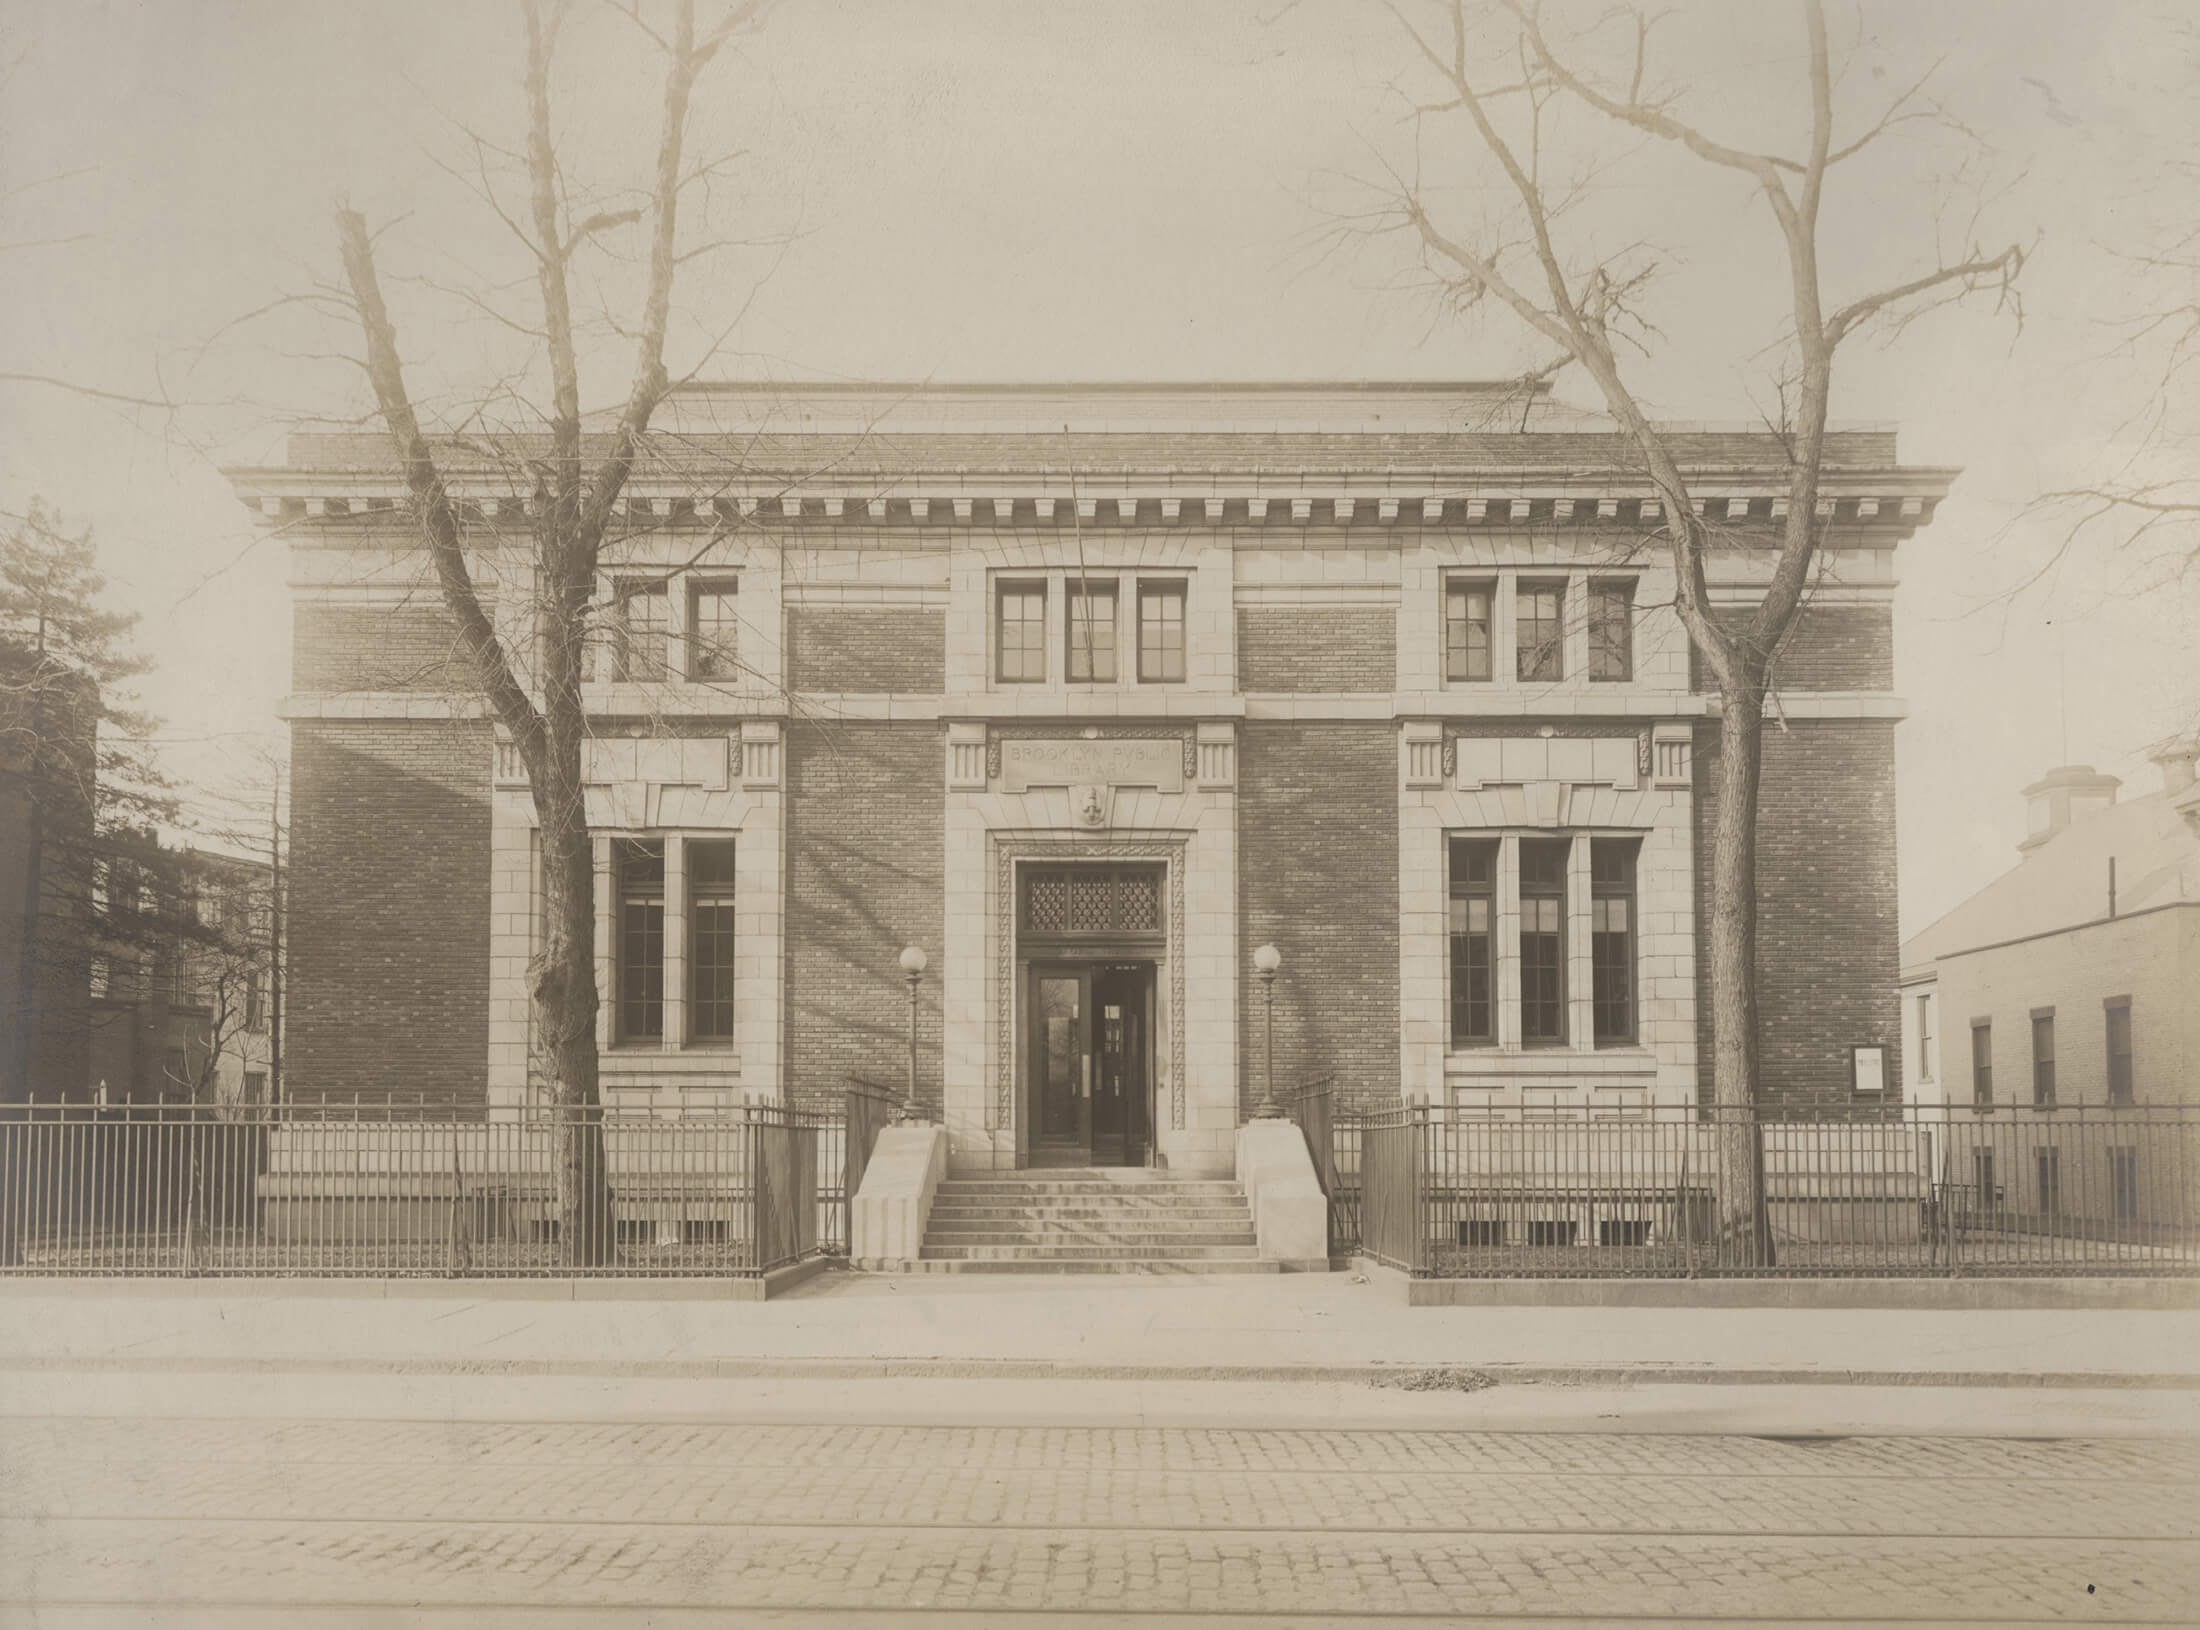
[277,687,1908,725]
[227,481,1947,545]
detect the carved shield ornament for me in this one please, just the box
[1073,784,1111,829]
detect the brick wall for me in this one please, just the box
[787,607,946,693]
[288,720,492,1114]
[1236,607,1396,693]
[1694,603,1893,692]
[1693,719,1901,1114]
[1238,722,1400,1116]
[784,722,943,1112]
[294,604,477,693]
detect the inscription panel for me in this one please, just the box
[1000,738,1185,794]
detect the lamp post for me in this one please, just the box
[897,945,928,1121]
[1252,942,1282,1120]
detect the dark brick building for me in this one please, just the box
[231,381,1938,1172]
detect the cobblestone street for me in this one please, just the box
[5,1404,2196,1624]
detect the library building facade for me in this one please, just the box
[233,381,1937,1176]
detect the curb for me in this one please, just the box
[4,1353,2195,1389]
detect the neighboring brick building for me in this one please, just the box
[231,381,1940,1173]
[83,844,277,1111]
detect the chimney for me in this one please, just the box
[2147,734,2200,798]
[2018,765,2121,855]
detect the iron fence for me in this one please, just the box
[1353,1102,2200,1278]
[0,1101,844,1278]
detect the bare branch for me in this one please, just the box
[1824,244,2026,350]
[578,0,717,546]
[332,208,545,768]
[0,373,178,411]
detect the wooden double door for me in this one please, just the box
[1028,960,1155,1168]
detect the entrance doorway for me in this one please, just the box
[1027,960,1155,1168]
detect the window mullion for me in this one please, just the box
[663,834,688,1051]
[593,837,615,1054]
[1493,570,1516,686]
[1496,833,1521,1049]
[1049,570,1067,693]
[667,572,691,683]
[1563,576,1591,682]
[1566,836,1593,1050]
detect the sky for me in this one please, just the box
[1,0,2195,937]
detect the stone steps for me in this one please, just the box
[914,1168,1270,1274]
[897,1256,1284,1276]
[924,1230,1261,1247]
[910,1249,1267,1258]
[924,1205,1258,1214]
[936,1182,1243,1198]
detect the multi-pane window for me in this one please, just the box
[89,956,110,998]
[612,581,671,681]
[616,839,665,1042]
[1444,834,1647,1053]
[688,839,737,1042]
[2105,999,2134,1104]
[243,1071,267,1106]
[2031,1010,2056,1107]
[997,580,1047,682]
[1444,581,1493,682]
[1972,1147,1997,1208]
[1066,580,1118,682]
[1591,840,1637,1044]
[2036,1147,2061,1216]
[1517,582,1565,682]
[1138,581,1186,682]
[1917,994,1935,1082]
[2109,1147,2139,1220]
[1588,580,1633,681]
[1970,1021,1993,1107]
[1447,839,1496,1046]
[245,968,264,1031]
[689,582,739,681]
[1519,839,1567,1044]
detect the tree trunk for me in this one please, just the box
[532,717,612,1267]
[1710,673,1775,1267]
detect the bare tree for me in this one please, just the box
[333,0,759,1264]
[2018,32,2200,609]
[1371,1,2023,1259]
[169,900,270,1111]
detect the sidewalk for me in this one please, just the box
[4,1268,2197,1388]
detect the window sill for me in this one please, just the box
[1446,1047,1658,1080]
[599,1050,744,1078]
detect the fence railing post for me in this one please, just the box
[448,1139,470,1278]
[1409,1104,1427,1276]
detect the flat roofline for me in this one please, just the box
[669,379,1554,395]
